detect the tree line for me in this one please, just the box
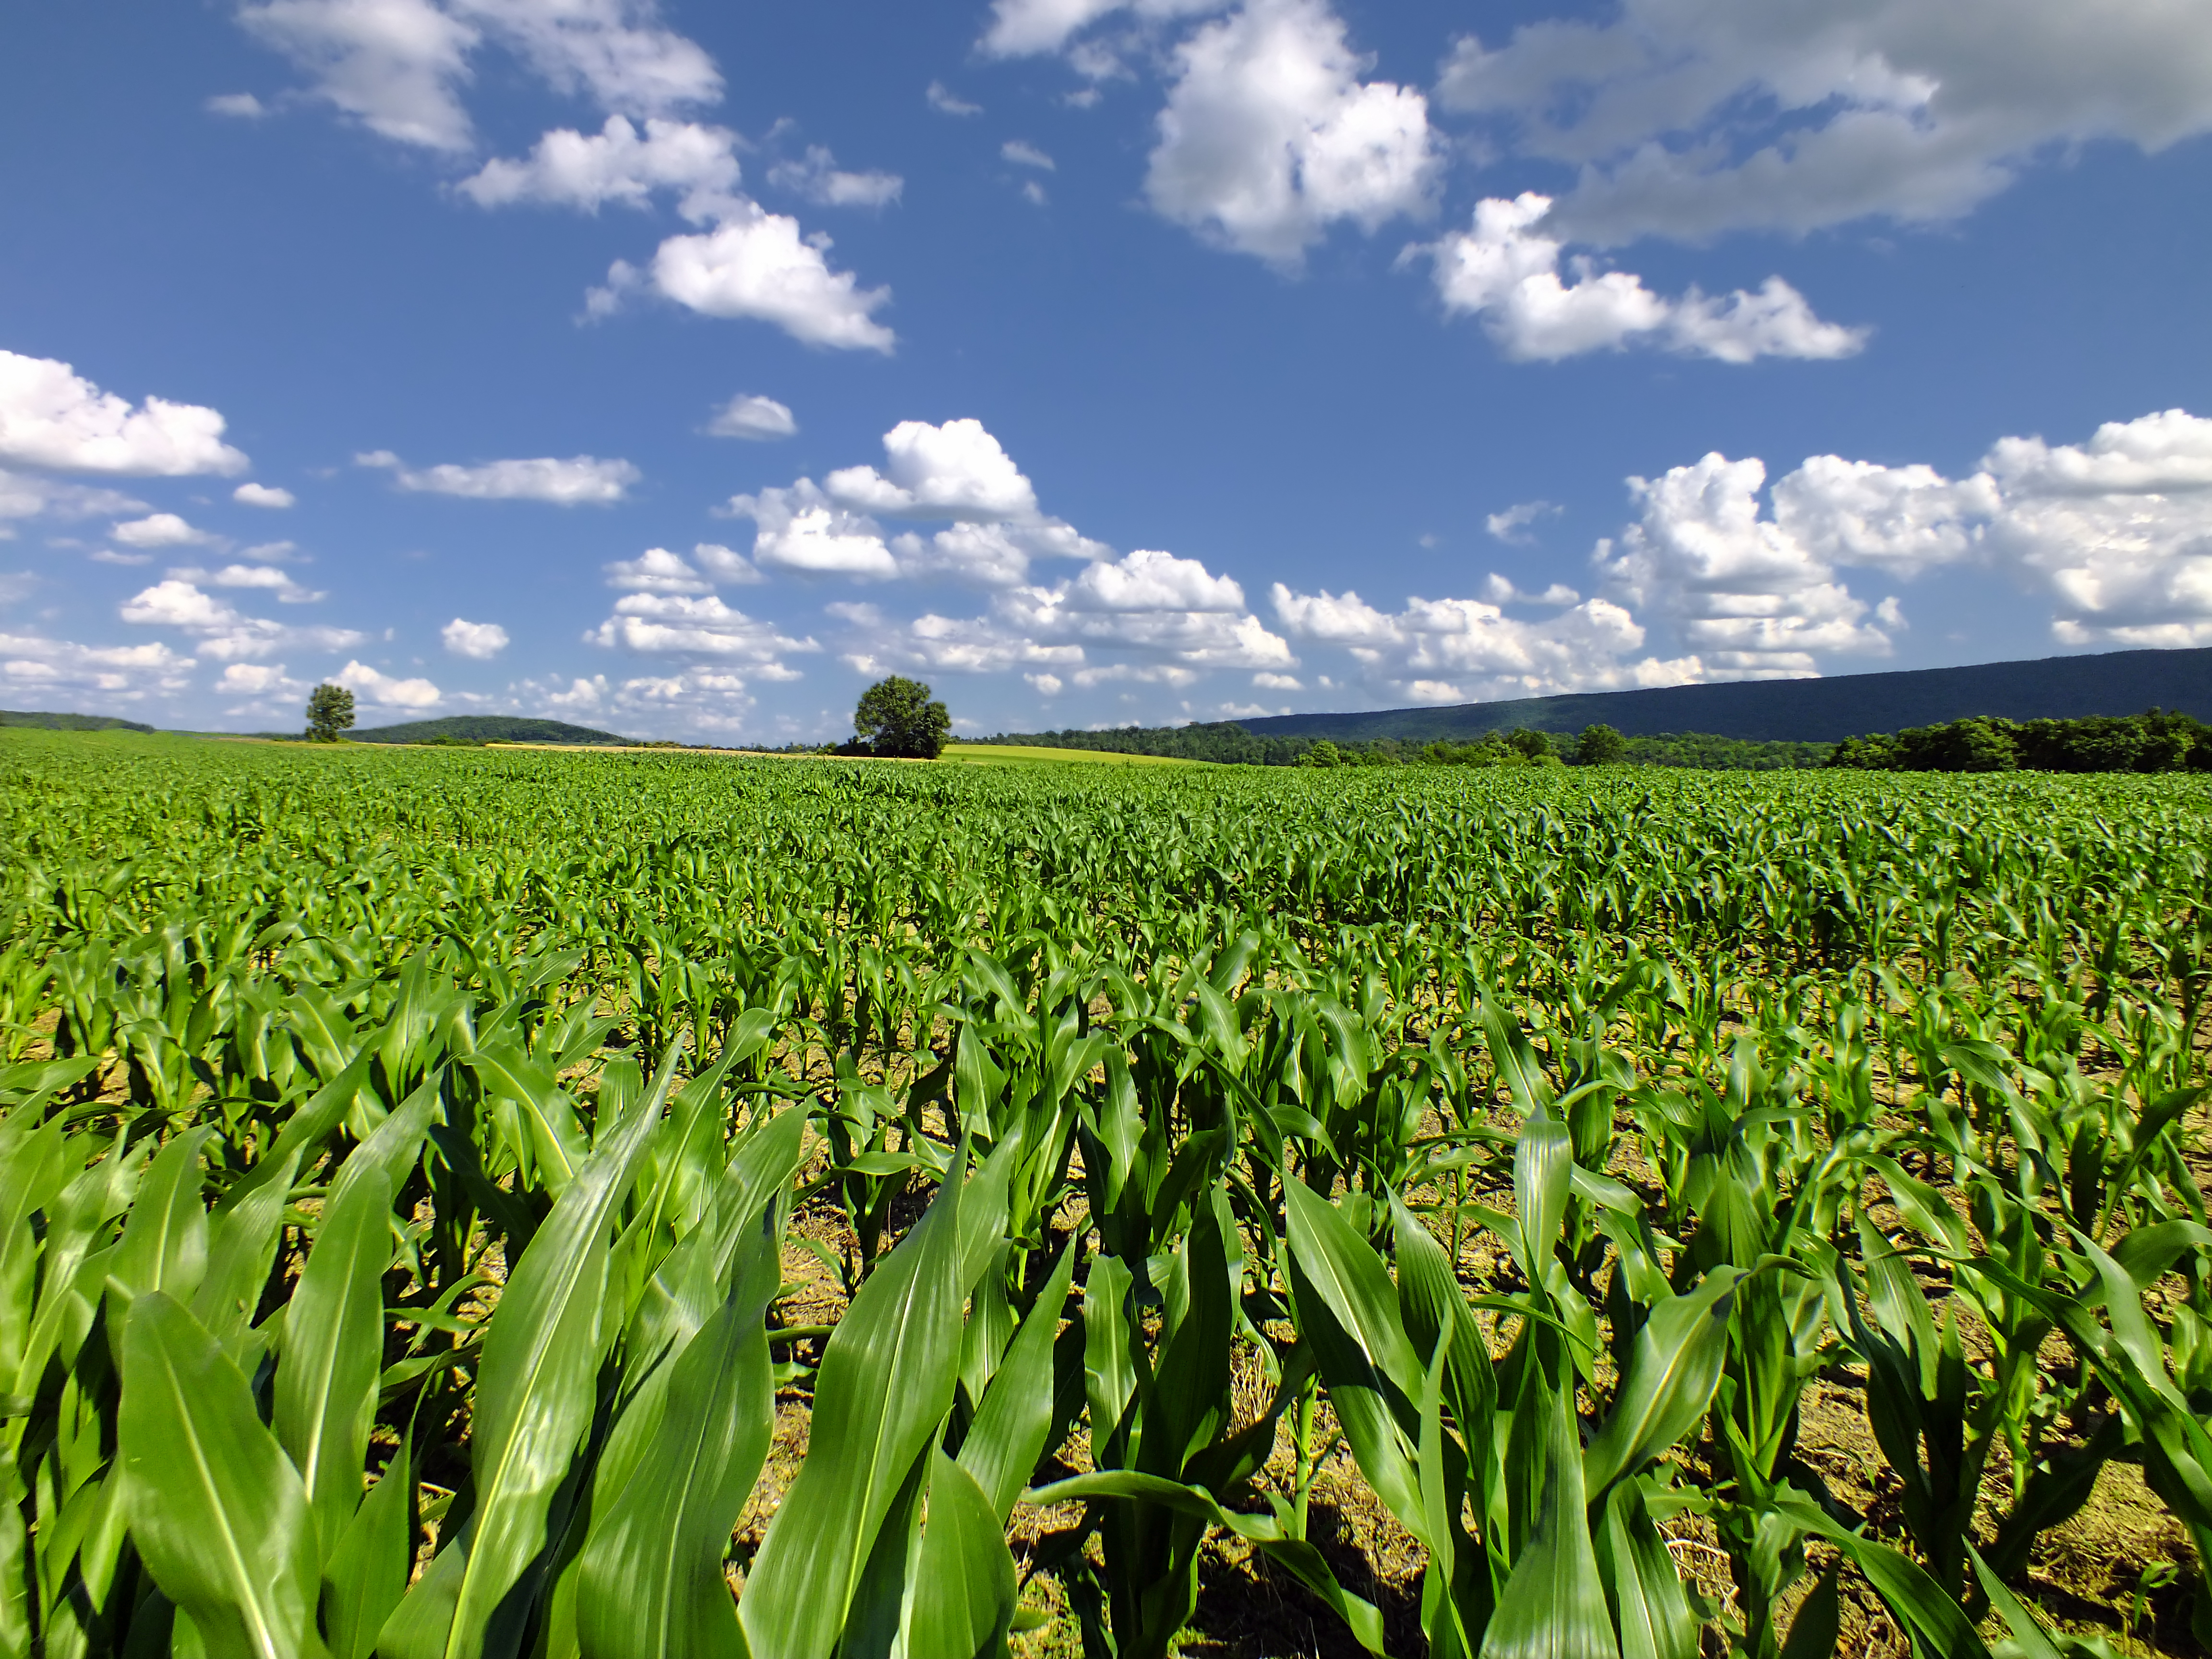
[1826,708,2212,772]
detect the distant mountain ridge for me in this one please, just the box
[1235,646,2212,745]
[348,715,635,745]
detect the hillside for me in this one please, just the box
[0,709,154,733]
[348,715,635,745]
[1235,645,2212,745]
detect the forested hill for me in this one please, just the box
[347,716,634,745]
[0,709,154,733]
[1236,645,2212,744]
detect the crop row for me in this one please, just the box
[1,733,2209,1658]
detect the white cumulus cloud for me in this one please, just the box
[980,0,1227,59]
[112,512,215,549]
[442,616,509,657]
[765,145,902,208]
[1434,0,2212,246]
[458,115,742,218]
[119,578,364,660]
[1146,0,1439,268]
[234,481,296,508]
[826,420,1040,520]
[337,658,442,708]
[0,631,195,700]
[707,393,796,441]
[1423,194,1867,363]
[726,482,898,579]
[237,0,721,154]
[359,450,638,503]
[586,590,818,666]
[1273,581,1702,697]
[602,203,894,352]
[0,350,249,476]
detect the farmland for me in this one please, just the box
[3,728,2211,1659]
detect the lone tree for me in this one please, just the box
[1574,723,1627,765]
[305,682,356,743]
[853,675,951,759]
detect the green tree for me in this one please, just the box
[853,676,951,759]
[1574,723,1627,765]
[1299,739,1343,768]
[304,683,355,744]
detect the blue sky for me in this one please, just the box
[4,0,2211,740]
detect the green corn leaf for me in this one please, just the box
[118,1291,327,1659]
[959,1239,1078,1522]
[1513,1116,1573,1284]
[1966,1547,2058,1659]
[330,1070,445,1212]
[1776,1563,1839,1659]
[1283,1174,1422,1397]
[738,1159,968,1659]
[1083,1251,1136,1461]
[1480,1000,1552,1120]
[902,1452,1015,1659]
[1478,1383,1612,1659]
[575,1210,778,1659]
[1774,1495,1992,1659]
[323,1439,416,1659]
[108,1125,216,1308]
[192,1147,301,1359]
[1582,1269,1744,1503]
[1596,1479,1701,1659]
[275,1166,396,1555]
[381,1042,679,1659]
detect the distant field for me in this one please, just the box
[941,742,1194,766]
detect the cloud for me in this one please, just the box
[729,421,1106,589]
[170,562,327,602]
[442,616,509,657]
[0,469,144,526]
[1421,194,1867,363]
[234,481,296,508]
[120,578,363,659]
[726,481,897,578]
[1145,0,1439,268]
[1598,454,1895,676]
[926,79,983,116]
[601,203,895,351]
[0,349,249,476]
[692,541,764,584]
[1434,0,2212,246]
[586,590,819,666]
[1486,499,1560,543]
[1002,140,1056,170]
[458,115,742,218]
[1980,409,2212,647]
[337,658,441,708]
[980,0,1227,59]
[237,0,480,151]
[844,547,1293,685]
[1273,581,1702,697]
[216,661,297,695]
[707,393,796,441]
[605,545,713,593]
[449,0,720,116]
[765,146,902,208]
[112,512,215,549]
[207,92,269,118]
[236,0,720,154]
[1582,409,2212,659]
[0,631,195,700]
[1480,573,1580,605]
[359,449,638,503]
[826,420,1040,520]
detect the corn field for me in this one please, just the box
[3,729,2211,1659]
